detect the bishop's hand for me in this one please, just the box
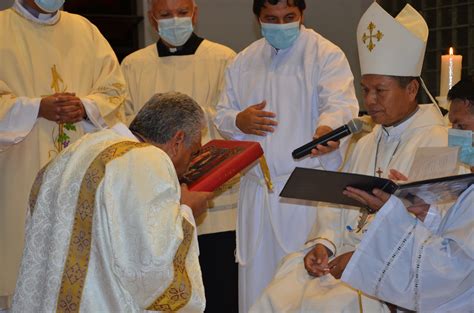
[343,187,390,212]
[304,243,331,277]
[328,251,354,279]
[236,101,277,136]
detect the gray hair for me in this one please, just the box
[129,92,205,147]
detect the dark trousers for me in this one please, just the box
[198,231,238,313]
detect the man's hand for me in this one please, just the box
[236,101,277,136]
[328,251,354,279]
[310,125,340,156]
[388,169,408,182]
[180,184,214,218]
[343,187,390,212]
[407,203,430,222]
[39,92,86,123]
[304,243,331,277]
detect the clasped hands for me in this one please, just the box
[235,100,339,155]
[304,244,353,279]
[38,92,86,124]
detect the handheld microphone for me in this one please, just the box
[292,118,366,159]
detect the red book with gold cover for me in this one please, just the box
[181,140,264,192]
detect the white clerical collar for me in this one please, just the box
[14,0,60,25]
[381,106,420,137]
[111,123,139,141]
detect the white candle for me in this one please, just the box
[440,47,462,96]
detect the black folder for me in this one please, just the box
[280,167,474,207]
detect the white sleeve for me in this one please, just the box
[0,96,40,150]
[315,45,359,131]
[342,194,474,312]
[214,63,247,140]
[80,97,108,132]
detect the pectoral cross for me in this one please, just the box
[376,167,383,178]
[362,22,384,52]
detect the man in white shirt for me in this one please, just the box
[12,92,212,313]
[342,78,474,313]
[121,0,238,309]
[214,0,359,311]
[0,0,126,308]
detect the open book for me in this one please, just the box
[280,167,474,207]
[180,139,264,192]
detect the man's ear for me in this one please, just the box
[170,130,186,156]
[148,9,157,31]
[192,5,199,26]
[406,79,420,102]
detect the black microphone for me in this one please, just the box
[292,118,366,159]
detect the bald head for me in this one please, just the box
[148,0,198,32]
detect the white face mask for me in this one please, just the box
[156,16,194,47]
[34,0,64,13]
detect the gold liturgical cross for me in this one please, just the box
[362,22,384,52]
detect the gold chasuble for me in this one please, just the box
[0,4,126,299]
[12,129,205,312]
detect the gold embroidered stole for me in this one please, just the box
[146,218,194,312]
[55,141,149,312]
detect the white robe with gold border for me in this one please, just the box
[342,186,474,313]
[0,3,126,298]
[251,104,450,313]
[11,125,205,313]
[121,40,237,235]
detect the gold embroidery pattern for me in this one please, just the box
[56,141,149,313]
[362,22,384,52]
[147,219,194,312]
[28,162,51,216]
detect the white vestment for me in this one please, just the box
[121,39,237,235]
[11,125,205,313]
[343,185,474,313]
[0,2,126,299]
[214,26,359,312]
[252,104,450,313]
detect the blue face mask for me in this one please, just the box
[448,128,474,166]
[157,17,194,47]
[34,0,64,13]
[260,21,300,50]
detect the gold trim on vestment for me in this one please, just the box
[146,218,194,311]
[56,141,149,313]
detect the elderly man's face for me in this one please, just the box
[449,99,474,132]
[259,1,302,24]
[173,131,202,178]
[149,0,197,30]
[361,75,419,126]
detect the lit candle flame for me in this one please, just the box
[449,47,454,55]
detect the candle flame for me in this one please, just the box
[449,47,454,55]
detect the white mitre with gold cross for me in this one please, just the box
[357,2,428,77]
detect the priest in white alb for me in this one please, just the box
[251,3,457,312]
[0,0,126,307]
[342,80,474,313]
[121,0,238,308]
[12,92,212,313]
